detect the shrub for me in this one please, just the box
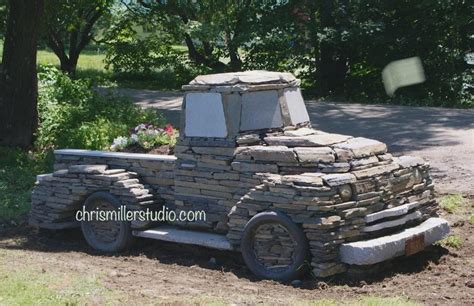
[469,214,474,225]
[36,66,165,150]
[0,147,53,223]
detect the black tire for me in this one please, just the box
[81,191,134,253]
[241,211,309,281]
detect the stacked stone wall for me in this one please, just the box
[30,165,157,229]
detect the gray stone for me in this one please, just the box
[68,164,108,174]
[396,156,426,168]
[352,163,399,179]
[248,146,297,162]
[133,225,234,251]
[240,90,283,131]
[55,149,177,161]
[265,133,351,147]
[333,137,387,158]
[283,87,310,125]
[365,201,421,223]
[340,218,450,265]
[223,93,242,136]
[189,70,296,86]
[184,92,228,138]
[284,127,317,137]
[362,211,422,232]
[294,147,335,163]
[322,173,356,186]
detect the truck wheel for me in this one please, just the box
[240,211,309,281]
[81,191,134,253]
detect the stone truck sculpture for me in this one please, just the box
[30,71,450,280]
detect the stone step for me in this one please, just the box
[340,217,449,265]
[133,225,234,251]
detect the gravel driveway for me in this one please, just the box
[103,88,474,195]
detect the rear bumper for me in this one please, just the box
[339,217,449,265]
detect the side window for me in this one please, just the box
[284,87,309,125]
[240,90,282,131]
[184,93,228,138]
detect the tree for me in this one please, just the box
[42,0,113,76]
[0,0,44,148]
[130,0,266,72]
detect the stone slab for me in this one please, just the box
[265,133,351,147]
[133,225,234,251]
[283,87,310,125]
[54,149,177,161]
[365,201,421,223]
[334,137,387,158]
[322,173,357,186]
[184,92,228,137]
[248,145,297,162]
[395,155,426,168]
[294,147,335,163]
[339,218,450,265]
[362,211,422,232]
[240,90,283,131]
[189,70,296,86]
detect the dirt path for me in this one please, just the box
[103,88,474,196]
[1,201,473,304]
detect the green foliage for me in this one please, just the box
[103,0,472,107]
[439,235,463,250]
[103,10,209,88]
[440,194,464,213]
[469,214,474,225]
[0,147,53,223]
[36,66,165,150]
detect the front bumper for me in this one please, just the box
[339,217,450,265]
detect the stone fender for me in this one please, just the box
[227,158,438,278]
[30,164,159,230]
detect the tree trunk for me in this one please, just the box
[316,0,348,95]
[0,0,44,148]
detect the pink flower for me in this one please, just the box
[165,124,174,136]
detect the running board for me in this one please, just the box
[132,226,234,251]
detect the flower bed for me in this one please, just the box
[110,123,177,155]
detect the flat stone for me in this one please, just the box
[365,202,421,223]
[231,162,278,173]
[282,173,324,186]
[395,156,426,168]
[133,225,233,251]
[248,146,297,162]
[265,133,351,147]
[54,149,177,161]
[223,93,241,136]
[68,164,108,174]
[240,90,283,131]
[184,92,228,137]
[340,218,450,265]
[362,211,422,232]
[192,146,236,157]
[189,70,296,86]
[322,173,357,186]
[284,128,317,137]
[333,137,387,158]
[283,87,310,125]
[352,163,399,179]
[294,147,336,163]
